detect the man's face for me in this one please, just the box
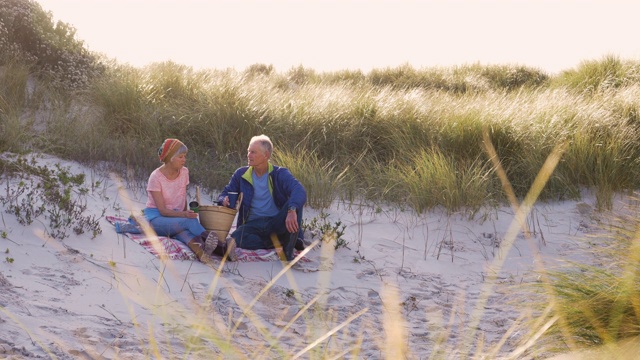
[247,142,268,168]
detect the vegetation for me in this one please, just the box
[517,202,640,358]
[0,155,103,240]
[302,211,348,250]
[3,2,640,215]
[3,0,640,358]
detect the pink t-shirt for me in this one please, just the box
[145,167,190,211]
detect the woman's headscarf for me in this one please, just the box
[158,138,187,163]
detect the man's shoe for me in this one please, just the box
[225,237,238,262]
[294,237,305,251]
[212,237,238,262]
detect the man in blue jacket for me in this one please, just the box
[218,134,306,261]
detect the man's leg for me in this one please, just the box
[231,217,273,250]
[274,232,297,261]
[270,204,304,261]
[294,207,305,250]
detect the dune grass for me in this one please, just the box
[515,196,640,359]
[5,45,640,212]
[25,63,639,213]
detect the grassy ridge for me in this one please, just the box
[9,58,640,213]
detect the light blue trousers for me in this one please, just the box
[143,208,206,245]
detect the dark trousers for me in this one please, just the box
[231,202,302,253]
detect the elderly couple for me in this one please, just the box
[142,135,306,264]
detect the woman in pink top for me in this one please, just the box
[142,139,234,263]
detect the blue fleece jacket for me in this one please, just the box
[217,163,307,228]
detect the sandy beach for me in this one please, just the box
[0,152,614,359]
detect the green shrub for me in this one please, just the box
[302,211,348,250]
[0,155,103,240]
[0,0,103,90]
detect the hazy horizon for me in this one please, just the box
[37,0,640,74]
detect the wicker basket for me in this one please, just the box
[199,205,237,240]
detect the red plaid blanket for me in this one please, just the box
[106,216,307,262]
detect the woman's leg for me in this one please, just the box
[149,216,206,245]
[144,209,213,263]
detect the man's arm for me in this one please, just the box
[280,168,307,209]
[217,168,243,205]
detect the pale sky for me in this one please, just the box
[37,0,640,74]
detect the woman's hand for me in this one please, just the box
[185,210,199,219]
[222,196,230,207]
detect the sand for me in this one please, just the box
[0,152,615,359]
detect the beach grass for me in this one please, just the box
[514,195,640,359]
[5,48,640,212]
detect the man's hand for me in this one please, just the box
[286,210,298,233]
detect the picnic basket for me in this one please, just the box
[198,193,242,240]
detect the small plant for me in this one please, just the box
[5,257,14,263]
[400,295,419,315]
[353,250,366,263]
[1,231,7,239]
[332,233,349,250]
[0,157,103,240]
[4,248,9,253]
[302,211,348,250]
[109,260,116,268]
[284,288,295,298]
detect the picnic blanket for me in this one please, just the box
[105,215,307,262]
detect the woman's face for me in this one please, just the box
[168,152,187,169]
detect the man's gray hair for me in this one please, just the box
[249,134,273,156]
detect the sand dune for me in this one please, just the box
[0,152,613,359]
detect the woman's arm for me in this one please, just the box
[149,190,197,218]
